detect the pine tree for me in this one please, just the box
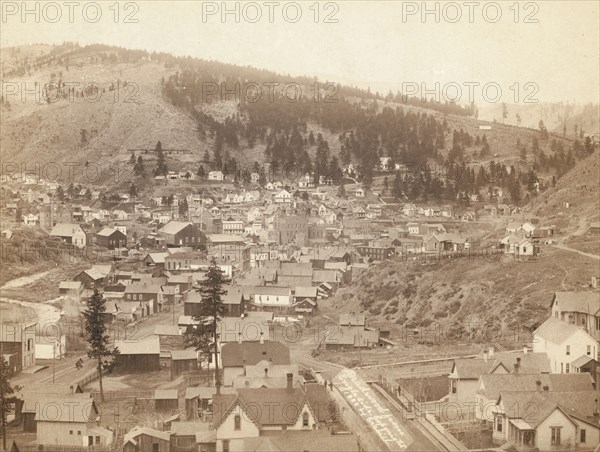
[134,156,145,177]
[509,179,522,204]
[155,141,168,176]
[258,168,267,187]
[186,258,230,390]
[1,355,22,451]
[80,289,119,403]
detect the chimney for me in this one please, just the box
[543,385,549,392]
[237,332,242,344]
[286,373,293,389]
[259,331,264,344]
[536,380,541,391]
[488,346,494,358]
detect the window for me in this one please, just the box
[223,440,230,452]
[77,431,81,435]
[451,380,456,394]
[152,443,159,452]
[551,427,561,445]
[96,436,100,444]
[566,345,570,355]
[587,345,591,356]
[496,417,502,432]
[566,363,570,373]
[69,430,73,435]
[581,429,586,443]
[302,412,309,427]
[234,414,241,431]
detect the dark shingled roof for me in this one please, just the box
[221,341,290,368]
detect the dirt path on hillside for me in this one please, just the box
[1,269,63,325]
[552,243,600,261]
[0,269,54,290]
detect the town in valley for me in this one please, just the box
[1,2,599,451]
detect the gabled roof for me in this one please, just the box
[124,283,163,294]
[159,221,192,235]
[498,390,600,428]
[571,354,596,368]
[253,286,291,296]
[170,421,211,436]
[213,388,315,428]
[154,325,181,336]
[154,389,178,399]
[59,281,82,290]
[223,287,244,305]
[480,372,594,401]
[552,291,600,315]
[97,227,124,237]
[123,426,170,445]
[144,252,169,263]
[50,223,84,237]
[294,286,318,298]
[534,316,596,344]
[115,337,160,355]
[242,431,358,452]
[32,394,97,423]
[221,342,290,367]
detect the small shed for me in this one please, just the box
[170,349,199,380]
[114,338,160,372]
[154,389,179,413]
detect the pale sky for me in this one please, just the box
[1,1,599,103]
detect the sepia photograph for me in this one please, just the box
[0,1,599,451]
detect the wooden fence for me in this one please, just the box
[91,389,154,402]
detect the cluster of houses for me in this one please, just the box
[6,332,358,452]
[446,290,600,450]
[4,163,573,275]
[497,219,559,256]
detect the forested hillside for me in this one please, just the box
[1,43,596,206]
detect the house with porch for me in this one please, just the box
[550,291,600,341]
[492,390,600,450]
[212,383,321,452]
[533,316,599,373]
